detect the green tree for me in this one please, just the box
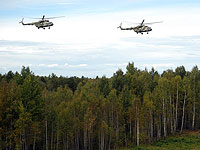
[98,76,110,98]
[0,79,19,149]
[126,62,136,75]
[15,67,44,149]
[189,66,199,130]
[175,66,186,79]
[111,69,124,95]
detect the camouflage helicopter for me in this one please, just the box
[19,15,64,29]
[118,19,162,34]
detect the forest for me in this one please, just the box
[0,62,200,150]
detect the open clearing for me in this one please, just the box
[120,130,200,150]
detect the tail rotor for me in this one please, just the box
[19,18,24,25]
[117,22,122,29]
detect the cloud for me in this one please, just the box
[64,63,88,67]
[76,64,88,67]
[37,63,88,68]
[1,32,200,77]
[143,63,175,69]
[105,63,128,67]
[38,64,45,67]
[47,64,59,68]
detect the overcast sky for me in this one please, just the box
[0,0,200,77]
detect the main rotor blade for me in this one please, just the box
[27,16,65,20]
[121,21,140,25]
[45,16,65,19]
[144,21,163,25]
[122,20,163,25]
[27,17,40,19]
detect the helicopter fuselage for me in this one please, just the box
[118,24,152,34]
[20,18,54,29]
[117,19,161,34]
[35,20,54,29]
[133,25,152,34]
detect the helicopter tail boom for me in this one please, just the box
[118,22,134,30]
[19,18,35,26]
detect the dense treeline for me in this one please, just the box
[0,63,200,150]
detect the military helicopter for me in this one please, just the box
[118,19,162,34]
[19,15,64,29]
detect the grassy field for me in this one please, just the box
[119,130,200,150]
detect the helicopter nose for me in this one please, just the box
[148,27,152,31]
